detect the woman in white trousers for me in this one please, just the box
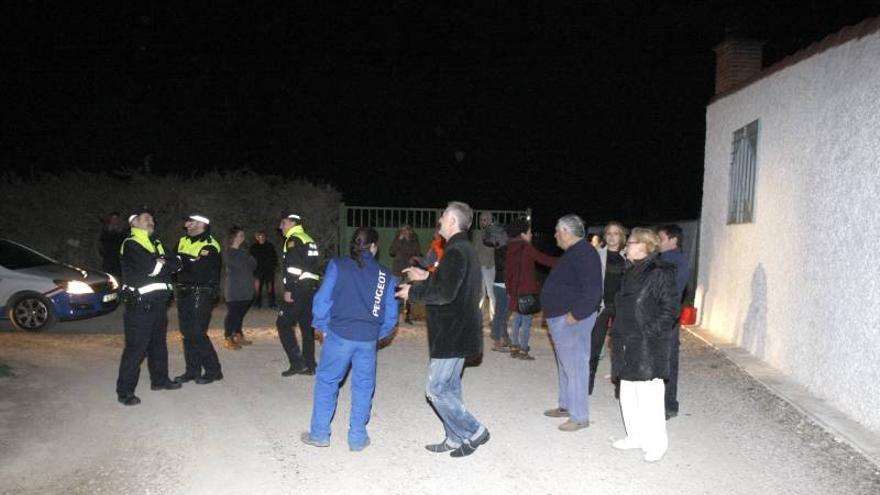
[609,227,680,462]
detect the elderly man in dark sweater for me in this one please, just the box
[397,201,488,458]
[541,214,603,431]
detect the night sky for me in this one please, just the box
[5,1,880,230]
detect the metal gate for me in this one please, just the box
[337,204,531,267]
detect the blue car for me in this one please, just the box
[0,239,120,331]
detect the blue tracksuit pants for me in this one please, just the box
[309,332,377,448]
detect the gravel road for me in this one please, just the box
[0,307,878,494]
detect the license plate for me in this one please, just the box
[103,293,118,303]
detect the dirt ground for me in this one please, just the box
[1,307,878,495]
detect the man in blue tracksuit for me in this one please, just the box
[301,227,399,451]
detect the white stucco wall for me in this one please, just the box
[698,30,880,433]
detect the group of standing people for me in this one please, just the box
[301,201,487,456]
[115,210,226,406]
[471,213,558,360]
[468,213,689,462]
[547,220,688,461]
[306,201,688,463]
[114,209,324,405]
[111,201,689,463]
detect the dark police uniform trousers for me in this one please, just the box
[116,293,172,396]
[177,286,222,378]
[276,281,317,370]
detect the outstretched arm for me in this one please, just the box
[379,276,399,340]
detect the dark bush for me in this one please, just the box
[0,169,342,270]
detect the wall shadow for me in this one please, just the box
[740,263,768,359]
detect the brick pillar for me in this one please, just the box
[713,37,765,95]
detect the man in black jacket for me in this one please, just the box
[173,214,223,385]
[398,201,489,458]
[116,209,182,405]
[276,213,321,376]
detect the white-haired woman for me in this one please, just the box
[610,227,679,462]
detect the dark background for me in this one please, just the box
[4,1,880,232]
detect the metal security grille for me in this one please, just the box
[339,206,530,231]
[728,120,759,224]
[337,204,531,266]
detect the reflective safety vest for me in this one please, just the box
[120,227,172,295]
[283,225,320,282]
[177,234,221,257]
[283,225,315,254]
[121,227,165,255]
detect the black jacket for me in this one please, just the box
[249,241,278,276]
[409,232,483,359]
[281,230,321,292]
[120,233,179,299]
[99,229,126,275]
[175,233,222,287]
[610,254,680,381]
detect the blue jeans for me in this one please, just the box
[548,312,597,423]
[510,312,533,351]
[490,284,510,341]
[426,358,485,447]
[309,332,377,449]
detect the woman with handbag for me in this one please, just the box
[504,218,558,359]
[610,227,679,462]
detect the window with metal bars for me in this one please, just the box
[728,120,759,224]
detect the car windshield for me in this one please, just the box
[0,240,56,269]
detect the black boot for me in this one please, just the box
[118,394,141,406]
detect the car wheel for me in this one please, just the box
[8,293,57,332]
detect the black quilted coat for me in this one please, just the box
[610,254,680,381]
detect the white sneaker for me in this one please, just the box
[643,449,666,462]
[612,437,642,450]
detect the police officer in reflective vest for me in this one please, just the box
[116,208,182,406]
[277,213,321,376]
[173,213,224,385]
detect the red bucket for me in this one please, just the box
[679,305,697,326]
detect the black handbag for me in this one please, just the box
[515,246,541,315]
[517,294,541,315]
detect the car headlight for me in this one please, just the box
[108,274,120,290]
[64,280,94,294]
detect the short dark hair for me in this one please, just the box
[227,226,243,245]
[659,224,683,247]
[508,217,530,237]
